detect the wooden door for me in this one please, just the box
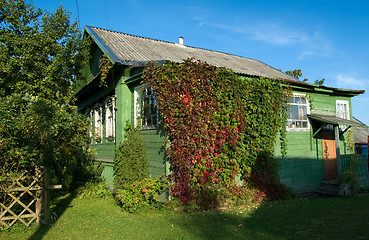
[322,129,337,179]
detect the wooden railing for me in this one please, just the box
[340,154,369,181]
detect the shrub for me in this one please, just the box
[248,151,289,200]
[78,178,112,199]
[0,93,98,190]
[113,122,149,190]
[340,155,366,194]
[115,176,170,212]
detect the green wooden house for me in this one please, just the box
[76,26,367,193]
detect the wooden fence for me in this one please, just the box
[0,167,60,228]
[341,154,369,181]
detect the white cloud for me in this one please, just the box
[335,73,368,89]
[212,22,309,46]
[209,21,333,60]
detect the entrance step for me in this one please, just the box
[316,182,339,196]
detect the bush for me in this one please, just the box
[248,151,289,200]
[113,122,149,190]
[0,93,98,190]
[78,179,112,199]
[115,176,170,212]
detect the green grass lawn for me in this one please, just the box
[1,192,369,240]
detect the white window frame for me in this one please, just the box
[336,100,350,120]
[105,96,116,142]
[287,93,310,131]
[336,100,350,131]
[94,105,103,143]
[85,108,93,144]
[134,85,159,130]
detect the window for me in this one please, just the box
[85,108,93,143]
[134,86,158,129]
[94,105,103,143]
[105,96,116,141]
[336,100,349,131]
[287,94,310,130]
[336,100,349,120]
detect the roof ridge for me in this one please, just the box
[89,25,258,63]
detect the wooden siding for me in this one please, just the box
[76,44,104,93]
[99,161,114,188]
[92,143,115,159]
[140,130,167,178]
[115,69,133,145]
[276,90,354,193]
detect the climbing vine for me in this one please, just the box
[99,54,112,87]
[143,58,291,206]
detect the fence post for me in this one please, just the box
[42,166,50,224]
[35,167,50,225]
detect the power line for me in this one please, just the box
[104,0,109,29]
[75,0,80,29]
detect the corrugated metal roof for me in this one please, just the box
[352,117,369,144]
[308,114,368,127]
[87,26,299,82]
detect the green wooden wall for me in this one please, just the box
[276,89,353,193]
[77,40,358,193]
[140,130,167,178]
[84,68,167,187]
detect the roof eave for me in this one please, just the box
[85,25,121,64]
[283,80,365,96]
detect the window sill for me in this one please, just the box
[287,128,310,132]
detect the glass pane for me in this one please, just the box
[150,98,156,114]
[144,99,149,115]
[295,97,301,104]
[299,106,307,120]
[290,105,299,120]
[147,116,152,126]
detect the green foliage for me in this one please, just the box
[0,0,89,103]
[114,121,149,189]
[115,176,170,212]
[0,1,95,189]
[314,78,325,86]
[78,179,112,199]
[143,58,291,206]
[99,54,113,87]
[285,69,308,82]
[285,69,325,86]
[340,131,367,194]
[0,93,97,189]
[248,151,291,200]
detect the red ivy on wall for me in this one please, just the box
[143,58,290,204]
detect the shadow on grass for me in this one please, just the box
[170,205,277,240]
[27,190,78,240]
[171,195,369,240]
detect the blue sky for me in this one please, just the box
[34,0,369,124]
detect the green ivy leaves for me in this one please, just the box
[143,58,290,204]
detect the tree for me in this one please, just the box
[0,0,95,189]
[314,78,325,86]
[285,69,308,82]
[0,0,88,103]
[286,69,325,86]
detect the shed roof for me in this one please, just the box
[352,117,369,145]
[85,26,298,83]
[308,114,367,127]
